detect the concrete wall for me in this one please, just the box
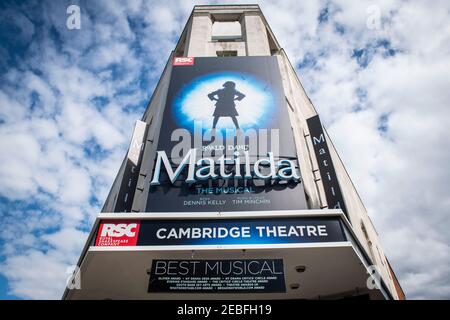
[185,8,270,57]
[243,12,271,56]
[186,13,212,57]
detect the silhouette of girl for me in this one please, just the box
[207,81,245,129]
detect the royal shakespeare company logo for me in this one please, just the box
[173,56,195,66]
[95,220,140,246]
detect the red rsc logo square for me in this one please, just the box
[173,57,194,66]
[95,220,140,247]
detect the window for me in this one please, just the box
[216,50,238,57]
[211,21,242,41]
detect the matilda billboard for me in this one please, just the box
[146,56,307,212]
[148,259,286,293]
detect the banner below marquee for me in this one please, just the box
[147,56,307,212]
[148,259,286,293]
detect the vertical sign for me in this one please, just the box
[306,115,348,218]
[115,120,148,212]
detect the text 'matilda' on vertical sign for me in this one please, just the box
[115,120,147,212]
[306,115,348,218]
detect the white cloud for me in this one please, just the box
[0,0,153,299]
[58,167,91,204]
[0,248,82,299]
[0,90,27,123]
[0,132,41,198]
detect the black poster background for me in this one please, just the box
[306,115,348,218]
[146,56,307,212]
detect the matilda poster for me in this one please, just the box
[146,56,307,212]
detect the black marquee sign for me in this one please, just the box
[136,216,346,246]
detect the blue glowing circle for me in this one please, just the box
[172,72,275,133]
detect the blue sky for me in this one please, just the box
[0,0,449,299]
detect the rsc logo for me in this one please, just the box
[100,223,138,238]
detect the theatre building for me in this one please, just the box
[64,4,405,300]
